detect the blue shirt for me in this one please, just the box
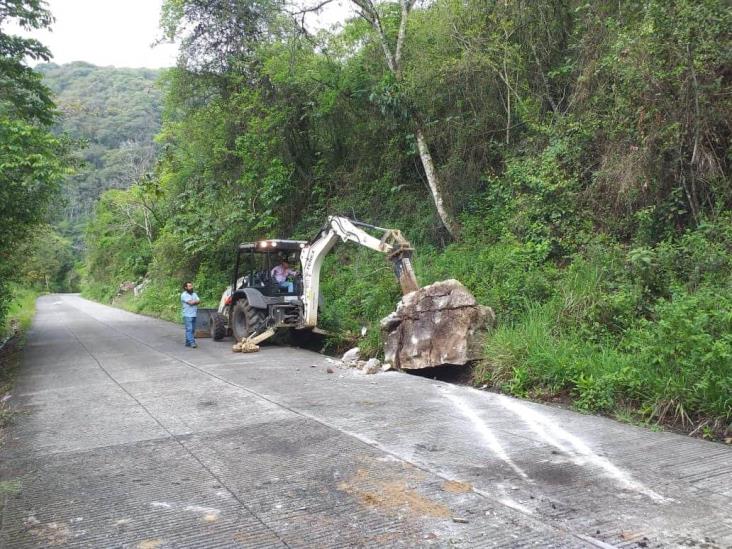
[181,291,200,317]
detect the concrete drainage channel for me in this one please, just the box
[405,363,475,384]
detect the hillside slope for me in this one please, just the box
[38,62,163,242]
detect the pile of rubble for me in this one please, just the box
[232,339,260,353]
[231,329,276,354]
[337,347,393,375]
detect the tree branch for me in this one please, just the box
[286,0,336,16]
[394,0,411,75]
[351,0,396,72]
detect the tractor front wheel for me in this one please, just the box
[209,312,227,341]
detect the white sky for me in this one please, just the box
[5,0,178,68]
[4,0,357,69]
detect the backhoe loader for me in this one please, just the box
[210,216,419,343]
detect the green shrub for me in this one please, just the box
[479,218,732,426]
[2,286,39,338]
[120,279,185,323]
[623,289,732,423]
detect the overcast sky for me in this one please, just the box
[7,0,178,68]
[5,0,356,69]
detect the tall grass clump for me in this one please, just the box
[477,217,732,431]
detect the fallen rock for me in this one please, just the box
[362,358,381,375]
[341,347,361,365]
[133,278,150,297]
[381,279,495,370]
[117,281,136,295]
[381,362,393,372]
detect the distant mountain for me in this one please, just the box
[37,62,163,241]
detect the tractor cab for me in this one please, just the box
[232,239,308,298]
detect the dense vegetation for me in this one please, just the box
[38,62,162,244]
[3,62,164,295]
[0,1,71,331]
[78,0,730,434]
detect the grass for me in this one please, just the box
[84,279,183,323]
[85,278,226,325]
[0,478,22,496]
[2,286,39,338]
[1,286,40,433]
[475,259,732,439]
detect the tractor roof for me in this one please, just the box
[239,239,308,252]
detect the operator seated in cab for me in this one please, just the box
[271,256,298,293]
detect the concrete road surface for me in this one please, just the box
[1,295,730,548]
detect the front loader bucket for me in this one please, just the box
[194,308,217,338]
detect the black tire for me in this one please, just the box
[230,298,265,341]
[209,312,227,341]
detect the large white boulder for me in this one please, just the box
[381,279,495,370]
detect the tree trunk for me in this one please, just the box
[348,0,459,238]
[415,126,457,238]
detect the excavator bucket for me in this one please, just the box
[379,227,419,295]
[392,254,419,295]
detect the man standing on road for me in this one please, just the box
[181,282,200,348]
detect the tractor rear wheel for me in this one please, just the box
[231,299,265,341]
[209,312,227,341]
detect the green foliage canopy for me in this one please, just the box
[0,0,70,326]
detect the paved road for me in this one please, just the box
[1,295,730,548]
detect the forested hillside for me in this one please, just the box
[39,62,162,242]
[2,63,164,294]
[82,0,731,434]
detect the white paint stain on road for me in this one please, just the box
[149,501,172,509]
[150,501,221,522]
[444,391,529,479]
[494,394,669,504]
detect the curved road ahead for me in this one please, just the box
[1,295,730,548]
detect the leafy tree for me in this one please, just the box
[0,0,55,123]
[349,0,458,237]
[0,0,70,327]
